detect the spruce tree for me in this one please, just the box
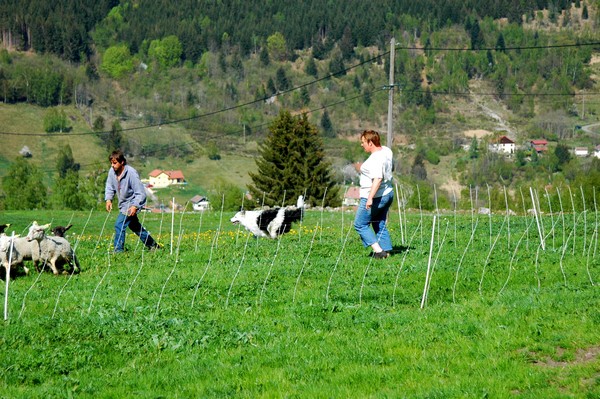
[259,46,270,66]
[248,110,340,208]
[275,67,290,91]
[320,110,334,137]
[305,56,318,77]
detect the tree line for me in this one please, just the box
[1,0,575,63]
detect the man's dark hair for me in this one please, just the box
[109,150,127,165]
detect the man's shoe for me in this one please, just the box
[148,243,163,251]
[372,250,389,259]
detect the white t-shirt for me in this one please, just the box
[359,146,393,198]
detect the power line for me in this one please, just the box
[75,86,389,168]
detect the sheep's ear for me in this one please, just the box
[41,223,51,230]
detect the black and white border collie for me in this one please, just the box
[231,196,304,239]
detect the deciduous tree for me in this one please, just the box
[2,157,47,210]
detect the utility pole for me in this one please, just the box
[387,37,395,147]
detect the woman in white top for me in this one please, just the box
[354,130,394,259]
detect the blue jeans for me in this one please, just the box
[354,192,394,251]
[114,212,157,252]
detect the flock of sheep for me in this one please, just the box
[0,222,80,279]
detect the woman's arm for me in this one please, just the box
[366,177,382,209]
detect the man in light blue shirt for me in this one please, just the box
[105,150,160,252]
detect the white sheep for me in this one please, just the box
[0,232,31,277]
[26,221,80,275]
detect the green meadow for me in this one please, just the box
[1,209,599,398]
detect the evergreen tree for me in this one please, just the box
[320,110,334,138]
[2,157,47,210]
[248,110,340,207]
[411,154,427,181]
[582,4,588,19]
[300,86,310,106]
[353,75,361,90]
[328,53,346,77]
[305,56,318,77]
[275,67,290,91]
[259,46,270,66]
[266,77,277,96]
[423,87,433,110]
[339,26,355,60]
[93,115,105,132]
[56,144,80,178]
[469,137,479,159]
[495,33,506,53]
[554,143,571,170]
[363,88,372,107]
[469,19,485,50]
[107,120,124,153]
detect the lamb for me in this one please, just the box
[0,233,19,277]
[52,224,73,238]
[0,227,30,277]
[0,223,10,234]
[26,221,80,275]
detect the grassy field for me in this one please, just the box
[1,209,599,398]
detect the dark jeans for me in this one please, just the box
[114,212,158,252]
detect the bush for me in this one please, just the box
[43,108,69,133]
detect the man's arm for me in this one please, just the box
[128,169,147,216]
[104,170,116,212]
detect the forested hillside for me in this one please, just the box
[0,0,579,60]
[1,0,600,211]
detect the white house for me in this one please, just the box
[148,169,186,188]
[594,145,600,159]
[490,135,516,155]
[574,147,589,157]
[343,186,360,207]
[190,195,210,211]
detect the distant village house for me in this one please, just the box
[529,139,548,154]
[343,186,360,207]
[190,195,210,211]
[148,169,186,188]
[490,135,516,155]
[574,147,589,157]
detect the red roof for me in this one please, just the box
[530,139,548,145]
[167,170,185,179]
[498,135,515,144]
[149,169,185,179]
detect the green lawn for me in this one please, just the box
[0,209,599,398]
